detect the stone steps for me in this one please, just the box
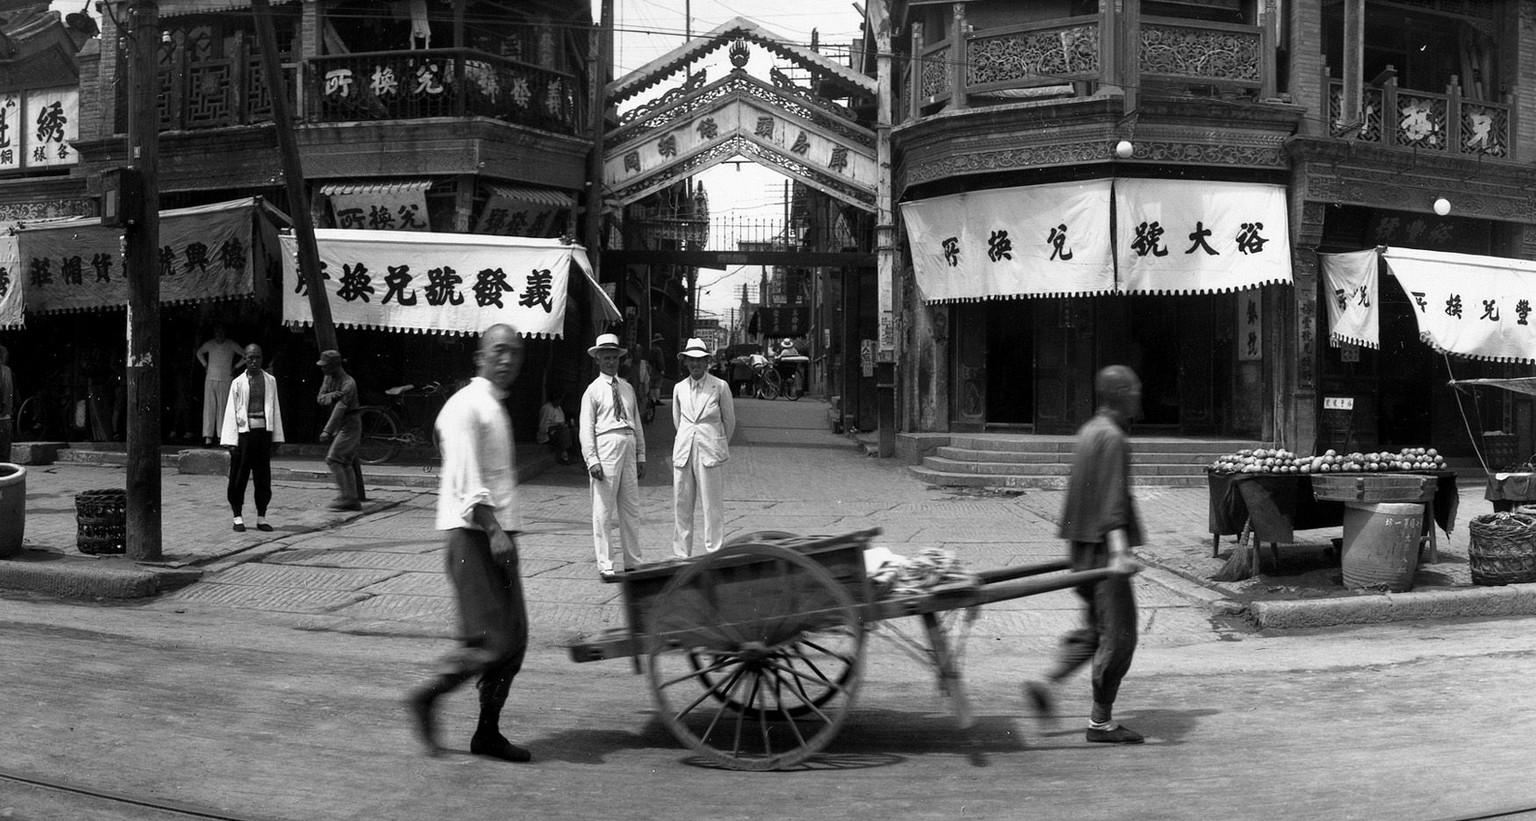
[910,436,1263,489]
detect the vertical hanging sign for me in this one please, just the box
[1238,290,1263,361]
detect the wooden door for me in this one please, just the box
[951,304,986,431]
[1034,300,1094,434]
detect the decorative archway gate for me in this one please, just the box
[598,17,885,431]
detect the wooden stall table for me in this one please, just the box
[1485,471,1536,513]
[1207,471,1459,566]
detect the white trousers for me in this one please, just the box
[672,448,726,558]
[202,378,231,439]
[590,431,643,572]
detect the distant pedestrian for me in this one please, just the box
[536,390,578,465]
[316,350,365,511]
[670,337,736,557]
[197,324,245,447]
[220,344,284,533]
[579,333,646,579]
[0,344,13,462]
[1026,364,1146,744]
[406,323,531,763]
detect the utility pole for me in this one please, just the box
[252,0,336,353]
[873,0,897,457]
[124,0,161,562]
[584,0,613,299]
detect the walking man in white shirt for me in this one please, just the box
[579,333,646,579]
[671,337,736,557]
[406,323,532,763]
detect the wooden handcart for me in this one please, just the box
[566,528,1118,771]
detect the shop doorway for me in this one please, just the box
[1096,296,1215,430]
[984,301,1034,426]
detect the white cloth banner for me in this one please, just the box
[902,180,1115,302]
[1383,246,1536,363]
[0,235,22,328]
[282,230,609,337]
[1319,249,1380,349]
[1115,179,1292,294]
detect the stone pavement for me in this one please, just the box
[4,398,1535,635]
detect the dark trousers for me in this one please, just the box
[1050,541,1138,708]
[438,528,528,710]
[227,429,273,516]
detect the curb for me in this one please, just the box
[0,557,203,601]
[1135,547,1536,629]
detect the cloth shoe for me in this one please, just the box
[256,522,274,532]
[470,730,531,763]
[232,522,246,533]
[1085,724,1144,744]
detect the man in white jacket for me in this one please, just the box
[221,344,286,532]
[670,337,736,557]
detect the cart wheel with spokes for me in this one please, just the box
[645,542,865,770]
[356,405,401,465]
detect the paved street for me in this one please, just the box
[3,397,1536,820]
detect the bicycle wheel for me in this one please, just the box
[786,373,802,401]
[356,406,402,465]
[14,396,45,440]
[760,370,780,400]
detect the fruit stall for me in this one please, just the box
[1206,447,1458,587]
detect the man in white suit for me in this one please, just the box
[670,337,736,557]
[579,333,646,578]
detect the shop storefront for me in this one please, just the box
[903,178,1289,436]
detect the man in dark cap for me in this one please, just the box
[316,349,365,511]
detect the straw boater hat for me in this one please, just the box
[677,338,710,359]
[779,339,796,350]
[587,333,627,357]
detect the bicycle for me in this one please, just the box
[356,381,451,465]
[751,362,781,400]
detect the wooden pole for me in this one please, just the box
[252,0,337,353]
[583,0,613,295]
[124,0,161,562]
[874,0,896,457]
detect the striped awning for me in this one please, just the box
[320,179,435,196]
[484,185,574,208]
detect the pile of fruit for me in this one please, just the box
[1206,447,1446,475]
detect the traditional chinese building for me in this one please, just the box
[0,0,605,442]
[890,0,1536,462]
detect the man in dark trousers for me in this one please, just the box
[316,350,365,510]
[220,344,284,533]
[406,324,532,763]
[1026,364,1146,744]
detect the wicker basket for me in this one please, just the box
[1467,511,1536,586]
[75,488,127,555]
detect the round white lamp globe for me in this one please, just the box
[1114,140,1134,159]
[1433,197,1451,216]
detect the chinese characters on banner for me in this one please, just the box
[327,188,430,232]
[0,235,23,328]
[0,87,79,171]
[1114,180,1291,294]
[1383,246,1536,363]
[755,305,809,337]
[1237,290,1263,361]
[902,180,1293,302]
[281,229,601,337]
[15,198,265,314]
[472,192,567,237]
[901,180,1116,302]
[1318,248,1381,349]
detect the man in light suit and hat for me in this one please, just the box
[579,333,646,579]
[670,337,736,557]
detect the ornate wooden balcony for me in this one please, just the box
[127,45,582,136]
[906,14,1273,121]
[307,49,580,135]
[1327,78,1514,160]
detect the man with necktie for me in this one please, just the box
[579,333,647,579]
[670,337,736,557]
